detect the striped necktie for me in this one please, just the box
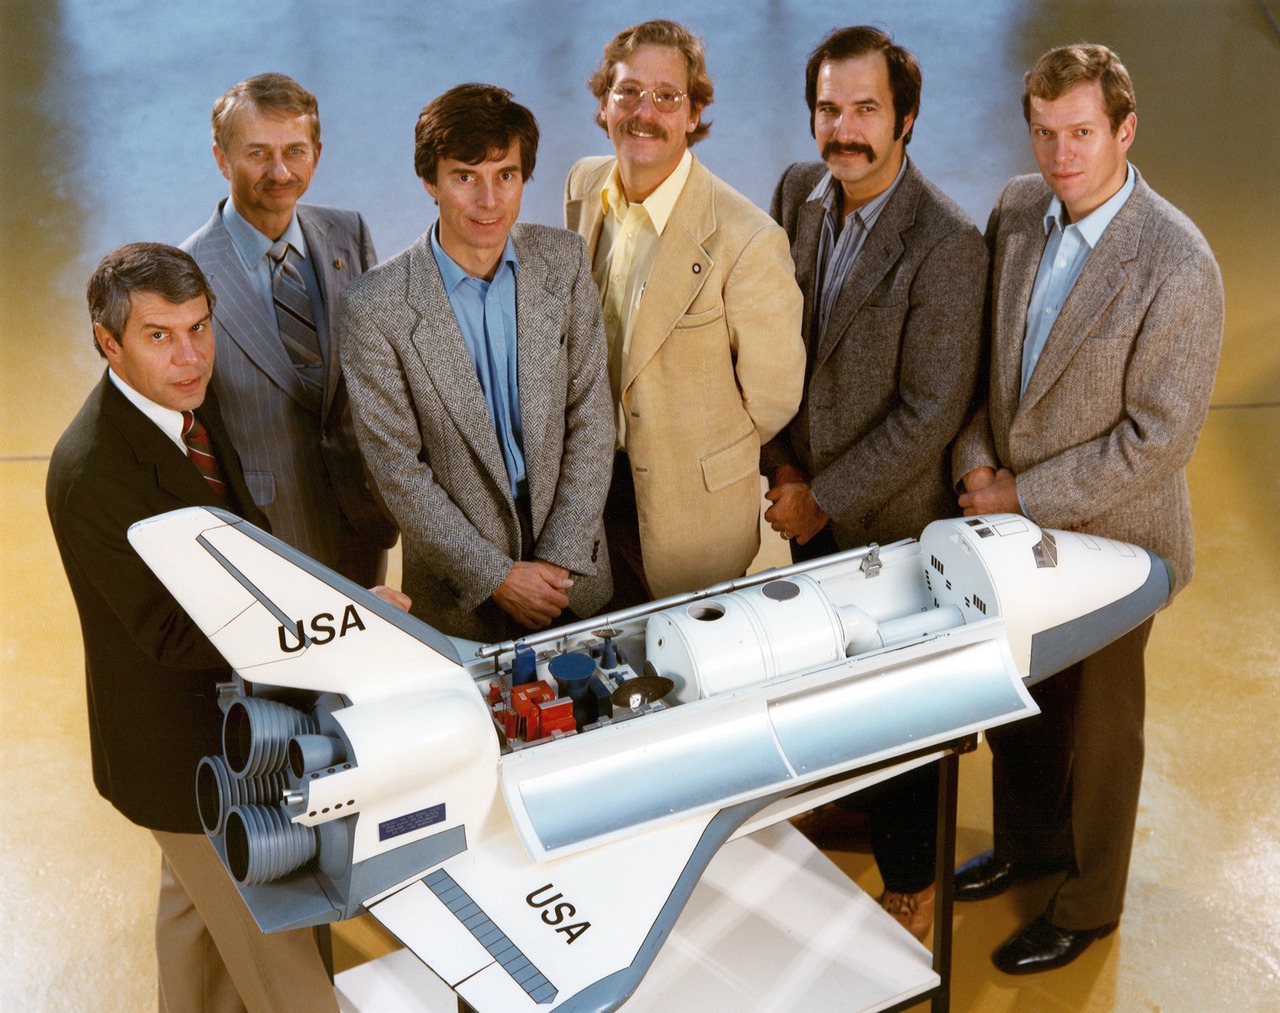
[181,411,230,499]
[268,239,324,413]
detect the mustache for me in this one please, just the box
[822,140,876,162]
[621,117,669,141]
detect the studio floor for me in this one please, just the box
[2,1,1277,1010]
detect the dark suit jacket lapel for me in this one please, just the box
[100,376,222,508]
[405,235,513,505]
[812,162,920,372]
[1019,176,1148,413]
[622,158,714,394]
[200,203,310,408]
[196,387,262,520]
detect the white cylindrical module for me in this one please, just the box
[645,576,849,703]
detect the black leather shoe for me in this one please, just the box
[993,915,1119,974]
[954,850,1017,900]
[953,849,1066,901]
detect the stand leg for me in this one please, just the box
[930,750,960,1013]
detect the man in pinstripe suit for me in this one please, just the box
[951,44,1223,973]
[182,73,395,585]
[341,85,613,644]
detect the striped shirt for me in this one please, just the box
[809,157,908,342]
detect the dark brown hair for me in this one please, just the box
[414,83,539,183]
[805,25,921,143]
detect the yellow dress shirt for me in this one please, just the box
[592,150,694,444]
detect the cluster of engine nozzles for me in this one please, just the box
[197,695,346,887]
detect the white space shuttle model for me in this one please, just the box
[128,508,1169,1013]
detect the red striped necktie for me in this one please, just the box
[181,411,230,499]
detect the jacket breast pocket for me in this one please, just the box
[675,305,725,330]
[700,429,760,492]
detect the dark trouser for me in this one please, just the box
[601,451,652,611]
[793,525,938,893]
[988,618,1152,929]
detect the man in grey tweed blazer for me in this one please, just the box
[763,26,987,941]
[341,84,612,644]
[951,45,1223,974]
[182,73,395,585]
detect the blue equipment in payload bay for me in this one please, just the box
[127,508,1170,1013]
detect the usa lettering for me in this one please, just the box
[525,883,591,943]
[277,605,367,653]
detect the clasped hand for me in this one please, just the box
[493,560,574,629]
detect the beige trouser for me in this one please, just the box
[151,830,338,1013]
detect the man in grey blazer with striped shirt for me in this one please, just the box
[182,73,395,585]
[341,85,613,644]
[952,44,1223,974]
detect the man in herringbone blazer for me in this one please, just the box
[764,26,987,942]
[182,73,395,586]
[341,85,613,644]
[951,45,1223,974]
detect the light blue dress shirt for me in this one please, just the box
[430,225,526,501]
[1020,164,1136,394]
[221,200,328,341]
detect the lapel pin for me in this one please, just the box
[692,263,701,274]
[333,258,345,270]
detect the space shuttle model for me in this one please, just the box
[128,508,1169,1013]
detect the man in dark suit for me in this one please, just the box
[182,73,395,586]
[763,26,987,939]
[952,44,1223,973]
[341,84,614,644]
[46,244,339,1010]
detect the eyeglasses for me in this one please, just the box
[609,84,687,112]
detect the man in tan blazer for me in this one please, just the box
[951,44,1223,974]
[565,19,804,603]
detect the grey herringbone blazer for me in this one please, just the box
[763,158,987,549]
[339,223,613,642]
[182,202,395,582]
[952,171,1223,597]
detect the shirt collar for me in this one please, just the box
[1043,162,1135,247]
[601,149,693,235]
[430,223,519,293]
[221,199,309,272]
[806,156,909,225]
[107,368,187,451]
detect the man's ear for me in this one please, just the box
[93,322,119,361]
[213,143,232,182]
